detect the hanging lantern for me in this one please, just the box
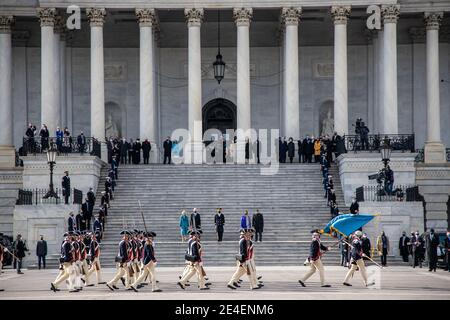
[213,10,225,84]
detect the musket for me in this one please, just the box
[138,200,148,233]
[342,239,384,269]
[3,247,19,260]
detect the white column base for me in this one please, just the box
[184,142,203,164]
[0,145,16,168]
[424,142,446,163]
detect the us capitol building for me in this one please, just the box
[0,1,449,264]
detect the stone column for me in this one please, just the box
[281,7,301,140]
[331,6,351,136]
[58,26,67,129]
[0,16,15,167]
[424,12,446,163]
[136,9,158,162]
[53,15,64,129]
[234,8,253,163]
[184,8,204,164]
[86,8,106,155]
[377,28,384,134]
[381,5,400,134]
[37,8,57,135]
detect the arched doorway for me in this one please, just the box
[202,98,237,135]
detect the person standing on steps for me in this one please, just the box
[214,208,225,242]
[399,231,410,263]
[163,136,172,164]
[287,137,295,163]
[62,170,71,205]
[142,139,152,164]
[350,198,359,214]
[252,209,264,242]
[240,210,251,230]
[36,235,47,270]
[190,208,201,231]
[179,210,189,242]
[298,232,331,288]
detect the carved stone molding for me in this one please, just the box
[86,8,106,27]
[331,6,351,25]
[0,15,14,34]
[37,7,56,27]
[381,5,400,24]
[233,8,253,27]
[184,8,204,27]
[281,7,302,26]
[424,12,443,31]
[135,8,156,28]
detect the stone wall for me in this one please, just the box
[337,152,417,205]
[360,201,425,257]
[0,168,23,235]
[13,204,79,267]
[22,155,104,196]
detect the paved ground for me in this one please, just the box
[0,266,449,300]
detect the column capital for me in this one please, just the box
[233,8,253,27]
[86,8,106,27]
[0,15,14,34]
[184,8,204,27]
[424,12,443,31]
[37,7,56,27]
[136,8,156,27]
[381,5,400,24]
[331,6,351,25]
[281,7,302,26]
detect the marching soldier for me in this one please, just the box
[51,232,78,292]
[177,231,209,290]
[78,232,91,287]
[197,230,211,287]
[227,229,260,290]
[298,232,331,287]
[130,232,162,292]
[85,232,105,285]
[106,230,131,291]
[247,229,263,287]
[71,231,84,290]
[343,230,374,287]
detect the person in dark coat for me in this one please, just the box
[119,138,128,164]
[214,208,225,242]
[163,137,172,164]
[190,208,201,231]
[411,231,425,268]
[307,137,314,163]
[297,139,304,163]
[127,138,134,164]
[444,231,450,272]
[142,139,152,164]
[25,123,35,153]
[14,234,28,274]
[252,209,264,242]
[287,137,295,163]
[77,131,86,154]
[39,124,49,152]
[86,188,96,228]
[254,138,260,164]
[362,233,371,260]
[427,228,440,272]
[36,235,47,269]
[302,136,309,163]
[245,138,250,163]
[76,211,86,232]
[68,211,76,232]
[61,170,71,204]
[399,231,410,262]
[350,198,359,214]
[106,139,113,164]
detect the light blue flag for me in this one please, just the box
[321,213,375,236]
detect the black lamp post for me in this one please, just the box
[380,142,392,168]
[43,144,59,199]
[213,10,225,84]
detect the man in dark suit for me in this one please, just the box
[77,131,86,154]
[142,139,152,164]
[119,138,128,164]
[427,228,440,272]
[61,170,71,204]
[214,208,225,242]
[36,235,47,269]
[252,209,264,242]
[190,208,201,231]
[350,198,359,214]
[68,212,76,232]
[14,234,28,274]
[87,188,96,217]
[297,139,304,163]
[127,139,134,164]
[163,137,172,164]
[399,231,410,262]
[133,139,142,164]
[76,211,86,232]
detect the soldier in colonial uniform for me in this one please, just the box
[51,232,78,292]
[177,231,209,290]
[130,232,162,292]
[298,232,331,287]
[247,229,263,287]
[343,230,374,287]
[85,232,105,285]
[106,231,131,291]
[71,231,84,290]
[227,229,260,290]
[78,232,91,287]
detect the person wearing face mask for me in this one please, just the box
[427,228,440,272]
[298,232,331,288]
[399,231,410,263]
[36,235,47,269]
[444,231,450,272]
[350,198,359,215]
[411,231,424,268]
[376,231,390,267]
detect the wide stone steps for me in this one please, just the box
[94,164,347,267]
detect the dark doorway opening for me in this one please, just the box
[202,98,237,136]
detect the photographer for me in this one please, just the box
[384,165,394,195]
